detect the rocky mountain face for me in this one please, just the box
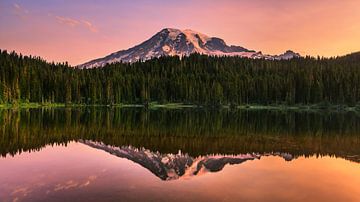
[81,140,294,181]
[78,28,301,68]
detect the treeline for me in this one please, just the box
[1,49,360,105]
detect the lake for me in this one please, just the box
[0,108,359,202]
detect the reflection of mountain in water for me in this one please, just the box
[82,140,294,181]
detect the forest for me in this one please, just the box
[0,49,360,106]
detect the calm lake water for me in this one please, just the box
[0,108,360,202]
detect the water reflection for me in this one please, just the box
[0,108,360,201]
[1,142,360,202]
[83,140,301,181]
[83,140,262,180]
[1,108,360,161]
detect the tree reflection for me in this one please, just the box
[0,108,359,162]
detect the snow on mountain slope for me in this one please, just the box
[78,28,301,68]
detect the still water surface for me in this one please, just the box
[0,108,359,201]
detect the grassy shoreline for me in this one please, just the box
[1,102,360,112]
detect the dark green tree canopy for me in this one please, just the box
[1,49,360,105]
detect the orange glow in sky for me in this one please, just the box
[0,0,360,65]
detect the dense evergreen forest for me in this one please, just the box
[1,49,360,106]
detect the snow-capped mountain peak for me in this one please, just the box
[277,50,301,59]
[79,28,301,68]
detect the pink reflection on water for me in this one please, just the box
[0,142,359,202]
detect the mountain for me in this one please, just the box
[81,140,294,181]
[338,51,360,62]
[79,28,301,68]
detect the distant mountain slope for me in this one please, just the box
[79,28,300,68]
[338,52,360,61]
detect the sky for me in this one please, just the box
[0,0,360,65]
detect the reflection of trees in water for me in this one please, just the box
[0,108,359,162]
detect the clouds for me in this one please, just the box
[13,3,28,13]
[7,175,99,202]
[53,175,97,191]
[13,3,29,20]
[55,15,98,33]
[55,16,79,27]
[12,3,98,33]
[82,20,98,33]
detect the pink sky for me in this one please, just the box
[0,0,360,65]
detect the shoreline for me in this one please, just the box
[0,102,359,112]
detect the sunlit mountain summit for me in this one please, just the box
[79,28,300,68]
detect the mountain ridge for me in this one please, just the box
[79,28,301,68]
